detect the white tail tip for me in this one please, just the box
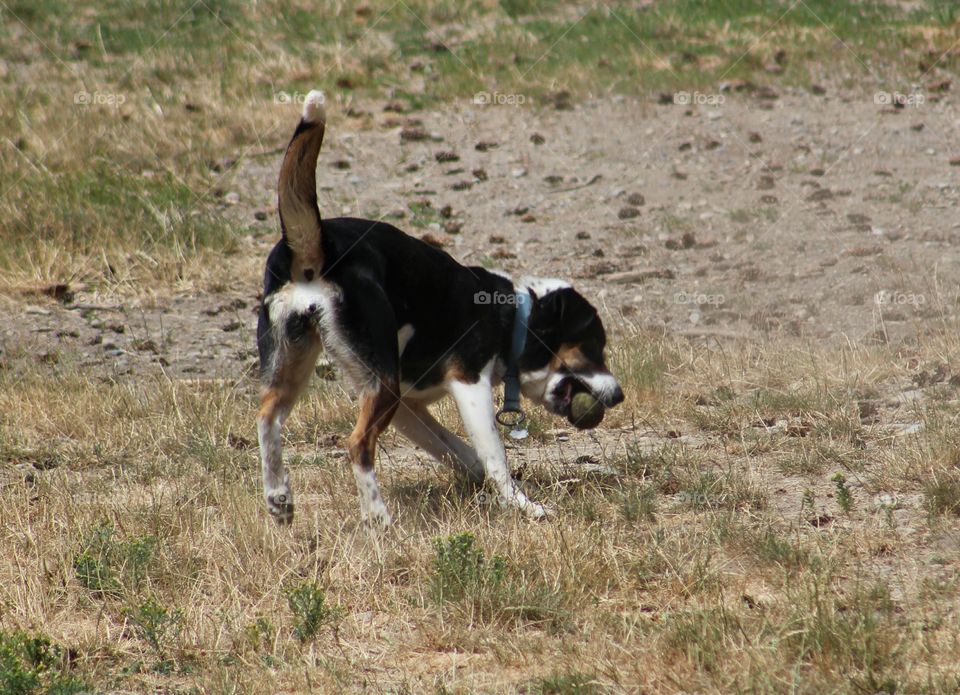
[302,90,326,124]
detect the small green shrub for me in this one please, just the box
[0,630,88,695]
[287,582,333,643]
[432,532,505,604]
[127,596,182,665]
[431,533,566,628]
[832,473,854,514]
[73,523,158,596]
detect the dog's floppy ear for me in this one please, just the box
[527,288,565,342]
[558,289,602,342]
[532,288,600,339]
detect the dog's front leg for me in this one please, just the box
[448,371,548,519]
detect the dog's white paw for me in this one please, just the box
[496,491,551,520]
[362,502,393,532]
[266,487,294,525]
[522,501,552,520]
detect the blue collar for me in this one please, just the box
[496,290,532,428]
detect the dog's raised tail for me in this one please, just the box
[277,89,326,282]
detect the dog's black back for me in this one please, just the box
[260,217,515,391]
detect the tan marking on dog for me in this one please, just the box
[550,344,593,372]
[278,117,326,281]
[347,381,400,471]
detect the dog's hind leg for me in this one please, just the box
[347,381,400,529]
[257,299,323,525]
[391,400,486,483]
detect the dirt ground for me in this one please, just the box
[6,84,958,379]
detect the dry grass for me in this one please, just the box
[4,1,960,692]
[4,331,960,692]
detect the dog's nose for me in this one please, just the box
[604,384,625,408]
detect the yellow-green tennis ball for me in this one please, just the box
[569,392,605,430]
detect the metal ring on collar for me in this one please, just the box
[495,408,526,428]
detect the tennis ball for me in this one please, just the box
[569,392,605,430]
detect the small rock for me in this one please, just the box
[435,151,459,163]
[133,338,159,352]
[618,206,641,220]
[544,175,563,185]
[576,231,591,240]
[475,141,498,152]
[224,191,240,205]
[530,133,545,145]
[511,168,527,178]
[665,232,697,250]
[400,127,429,142]
[331,159,351,170]
[472,168,488,181]
[443,221,462,234]
[748,131,763,143]
[420,233,446,248]
[520,213,536,223]
[548,90,573,110]
[626,192,645,206]
[253,210,268,221]
[439,205,453,218]
[806,189,834,202]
